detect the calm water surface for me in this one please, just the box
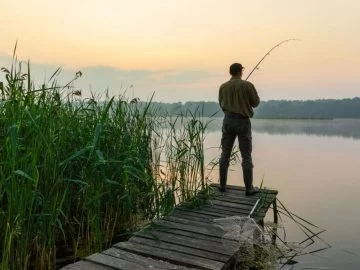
[204,119,360,269]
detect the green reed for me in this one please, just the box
[0,57,210,269]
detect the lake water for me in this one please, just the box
[204,118,360,269]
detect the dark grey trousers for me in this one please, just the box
[219,115,254,189]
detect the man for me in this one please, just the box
[218,63,260,196]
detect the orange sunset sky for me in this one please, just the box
[0,0,359,102]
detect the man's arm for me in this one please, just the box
[248,82,260,108]
[218,86,224,111]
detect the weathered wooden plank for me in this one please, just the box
[129,236,230,262]
[154,219,228,239]
[200,204,267,219]
[208,200,254,211]
[201,205,251,216]
[213,192,276,208]
[134,230,233,256]
[165,214,216,225]
[157,216,243,243]
[173,206,263,221]
[154,226,228,243]
[212,191,259,202]
[102,247,189,269]
[214,191,248,199]
[210,202,268,217]
[173,208,261,223]
[162,216,223,232]
[61,260,113,270]
[85,253,148,269]
[175,206,229,218]
[114,242,224,270]
[170,210,215,223]
[177,199,271,218]
[211,195,258,206]
[164,209,265,236]
[176,204,251,218]
[229,185,278,194]
[211,188,248,196]
[172,208,217,219]
[210,184,278,194]
[212,189,271,201]
[211,198,276,217]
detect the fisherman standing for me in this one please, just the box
[218,63,260,196]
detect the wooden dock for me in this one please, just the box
[61,184,278,270]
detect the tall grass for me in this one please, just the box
[0,57,210,269]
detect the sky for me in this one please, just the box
[0,0,359,102]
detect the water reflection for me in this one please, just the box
[206,118,360,139]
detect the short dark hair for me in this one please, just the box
[229,63,243,76]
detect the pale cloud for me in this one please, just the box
[0,51,359,102]
[0,53,217,102]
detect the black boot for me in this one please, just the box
[243,168,259,196]
[219,163,228,192]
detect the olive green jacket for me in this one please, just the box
[218,78,260,117]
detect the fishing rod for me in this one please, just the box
[244,39,299,217]
[245,39,300,81]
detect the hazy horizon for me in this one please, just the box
[1,52,359,103]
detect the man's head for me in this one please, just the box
[229,63,244,77]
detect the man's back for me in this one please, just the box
[219,78,260,117]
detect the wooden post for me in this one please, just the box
[272,199,278,244]
[273,199,278,224]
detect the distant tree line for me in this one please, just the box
[145,98,360,119]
